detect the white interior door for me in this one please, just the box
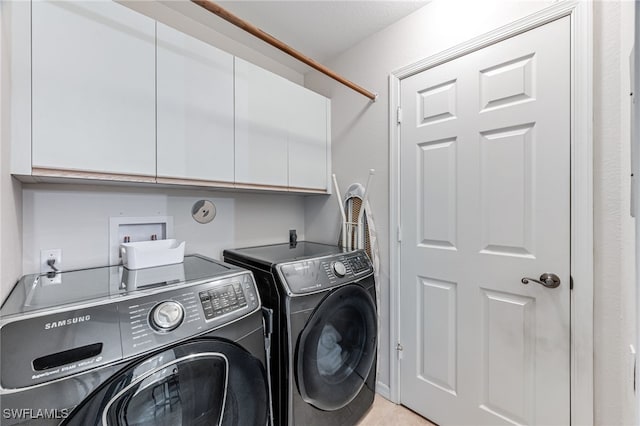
[399,17,570,425]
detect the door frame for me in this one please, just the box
[388,2,593,425]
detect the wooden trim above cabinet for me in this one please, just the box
[31,168,156,184]
[23,170,330,195]
[234,182,291,193]
[287,186,328,194]
[156,176,235,189]
[234,182,327,195]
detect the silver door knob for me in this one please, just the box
[521,273,561,288]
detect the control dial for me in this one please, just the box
[150,301,184,332]
[332,261,347,277]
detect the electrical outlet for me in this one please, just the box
[40,249,62,285]
[289,229,297,248]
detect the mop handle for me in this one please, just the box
[332,174,348,249]
[357,169,375,249]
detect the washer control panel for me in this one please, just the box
[278,250,373,295]
[120,272,259,358]
[198,280,258,320]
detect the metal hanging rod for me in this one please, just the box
[191,0,378,102]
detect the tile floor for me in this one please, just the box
[357,395,437,426]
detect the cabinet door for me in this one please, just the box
[287,85,328,190]
[157,23,234,183]
[31,1,156,177]
[234,58,289,187]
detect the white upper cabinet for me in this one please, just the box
[156,22,234,184]
[31,1,156,177]
[235,57,330,190]
[287,84,329,190]
[17,1,330,193]
[234,57,289,187]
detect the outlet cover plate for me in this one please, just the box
[40,249,62,284]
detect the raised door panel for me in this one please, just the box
[234,58,288,187]
[417,277,457,395]
[479,124,535,258]
[418,137,457,249]
[287,84,328,190]
[156,23,234,183]
[32,1,156,177]
[480,290,535,425]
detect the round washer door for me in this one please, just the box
[63,339,269,426]
[296,284,377,411]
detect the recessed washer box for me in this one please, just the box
[109,216,174,265]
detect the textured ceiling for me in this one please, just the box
[164,0,429,73]
[216,1,429,63]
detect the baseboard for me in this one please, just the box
[375,381,391,400]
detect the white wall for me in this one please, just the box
[21,184,306,274]
[0,1,24,300]
[305,0,636,423]
[593,1,637,424]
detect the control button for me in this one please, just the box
[201,300,214,317]
[150,301,184,331]
[203,307,215,320]
[332,261,347,277]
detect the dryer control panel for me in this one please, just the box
[277,250,373,296]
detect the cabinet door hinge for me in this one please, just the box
[397,106,402,125]
[570,275,574,290]
[397,226,402,243]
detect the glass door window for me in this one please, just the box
[296,285,377,411]
[64,339,269,426]
[103,353,228,426]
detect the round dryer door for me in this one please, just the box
[296,284,377,411]
[63,339,269,426]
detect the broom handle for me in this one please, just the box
[332,174,348,249]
